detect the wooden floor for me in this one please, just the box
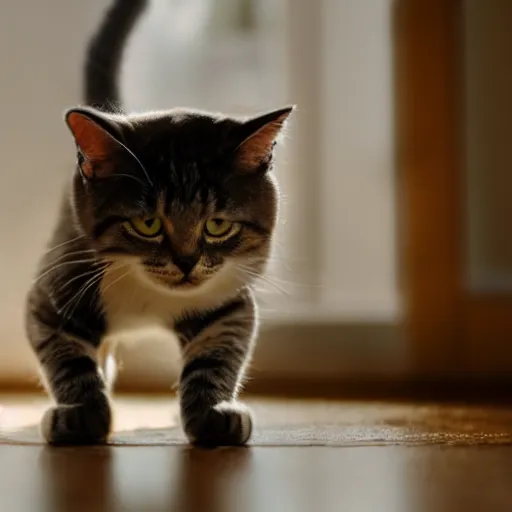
[1,395,512,511]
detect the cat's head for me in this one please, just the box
[65,106,293,294]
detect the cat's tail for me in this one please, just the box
[84,0,148,111]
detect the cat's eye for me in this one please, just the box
[123,217,162,238]
[204,219,239,239]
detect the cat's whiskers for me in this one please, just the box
[34,257,103,285]
[58,266,108,321]
[256,270,309,288]
[234,265,293,315]
[239,256,314,285]
[59,258,130,320]
[46,248,97,265]
[101,263,133,297]
[56,263,110,294]
[39,248,99,276]
[232,264,291,297]
[61,273,105,322]
[43,234,87,255]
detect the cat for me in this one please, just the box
[26,0,293,446]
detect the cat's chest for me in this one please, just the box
[100,266,192,335]
[99,264,232,337]
[100,270,177,335]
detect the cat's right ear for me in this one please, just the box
[65,108,124,179]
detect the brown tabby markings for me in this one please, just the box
[26,0,293,447]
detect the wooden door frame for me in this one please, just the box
[397,0,512,377]
[395,0,466,376]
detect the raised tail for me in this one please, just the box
[84,0,148,111]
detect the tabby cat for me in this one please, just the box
[26,0,293,446]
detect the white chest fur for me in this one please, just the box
[100,262,242,338]
[97,262,245,386]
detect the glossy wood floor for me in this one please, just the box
[1,395,512,511]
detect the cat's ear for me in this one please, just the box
[65,108,125,179]
[233,106,295,171]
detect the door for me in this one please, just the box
[397,0,512,377]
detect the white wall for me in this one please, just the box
[0,0,109,380]
[0,0,399,384]
[319,0,398,319]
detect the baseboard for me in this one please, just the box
[3,375,512,404]
[0,320,403,393]
[12,320,506,402]
[113,320,406,390]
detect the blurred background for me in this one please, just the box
[0,0,509,397]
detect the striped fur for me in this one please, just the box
[176,291,256,445]
[26,0,292,446]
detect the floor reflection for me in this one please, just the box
[169,448,253,512]
[38,443,252,512]
[39,446,116,512]
[0,444,511,512]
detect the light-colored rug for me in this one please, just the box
[2,396,512,446]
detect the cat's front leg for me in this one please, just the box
[27,313,111,445]
[176,292,256,446]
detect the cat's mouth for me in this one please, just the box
[145,267,203,289]
[145,269,176,280]
[174,277,197,288]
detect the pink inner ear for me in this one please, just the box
[67,112,118,178]
[235,113,289,170]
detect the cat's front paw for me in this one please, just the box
[183,401,253,447]
[40,401,111,446]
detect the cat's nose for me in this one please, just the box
[173,254,198,276]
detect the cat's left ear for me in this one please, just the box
[233,106,295,171]
[65,108,126,179]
